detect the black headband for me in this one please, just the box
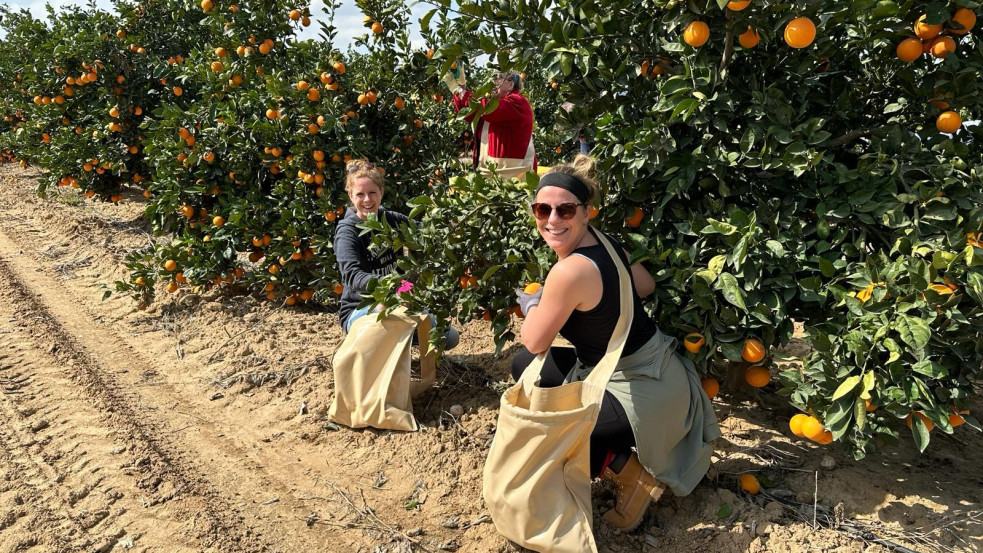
[535,172,590,203]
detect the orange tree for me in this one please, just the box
[0,4,168,200]
[116,0,466,306]
[370,0,983,456]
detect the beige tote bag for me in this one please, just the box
[329,307,424,432]
[483,230,633,552]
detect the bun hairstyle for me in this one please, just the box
[344,158,384,193]
[545,155,600,204]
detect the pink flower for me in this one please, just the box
[397,280,414,294]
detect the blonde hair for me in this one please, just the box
[545,155,600,204]
[344,158,384,193]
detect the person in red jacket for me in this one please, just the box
[444,65,537,179]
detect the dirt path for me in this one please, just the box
[0,164,981,553]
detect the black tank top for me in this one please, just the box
[558,231,658,367]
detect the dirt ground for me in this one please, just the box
[0,163,980,553]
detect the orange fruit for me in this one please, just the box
[683,21,710,47]
[949,413,965,428]
[930,36,956,58]
[906,412,934,431]
[203,151,216,162]
[814,430,833,444]
[167,282,179,293]
[739,474,760,495]
[936,111,962,133]
[915,14,942,40]
[738,27,760,48]
[588,205,599,219]
[210,61,223,72]
[784,17,816,49]
[213,216,225,227]
[524,282,541,295]
[896,37,922,62]
[949,8,976,35]
[684,332,705,353]
[789,414,808,437]
[371,22,383,34]
[201,0,213,11]
[394,97,405,109]
[727,0,750,10]
[800,416,825,441]
[701,377,719,400]
[741,338,765,363]
[164,259,177,272]
[744,366,771,388]
[300,289,314,301]
[173,86,183,96]
[865,397,878,412]
[289,9,300,20]
[625,206,644,228]
[333,283,344,295]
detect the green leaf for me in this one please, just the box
[716,503,732,519]
[861,371,875,400]
[910,416,931,453]
[702,219,737,235]
[832,375,861,401]
[895,315,931,356]
[714,273,747,312]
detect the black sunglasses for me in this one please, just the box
[346,162,376,173]
[530,202,587,220]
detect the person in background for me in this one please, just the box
[333,159,459,348]
[511,155,720,531]
[443,63,537,180]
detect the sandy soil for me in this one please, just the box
[0,164,980,553]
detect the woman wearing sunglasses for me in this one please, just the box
[512,155,720,531]
[333,159,459,348]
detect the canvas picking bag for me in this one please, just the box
[482,230,633,552]
[328,307,424,432]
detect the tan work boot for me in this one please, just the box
[600,452,667,531]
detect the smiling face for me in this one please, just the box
[348,177,383,220]
[534,186,590,258]
[495,74,515,98]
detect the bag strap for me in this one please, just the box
[518,228,634,389]
[582,229,634,388]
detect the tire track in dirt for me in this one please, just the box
[0,244,271,552]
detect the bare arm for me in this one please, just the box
[631,262,655,297]
[520,256,601,354]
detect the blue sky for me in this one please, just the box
[0,0,427,48]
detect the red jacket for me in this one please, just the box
[452,90,537,177]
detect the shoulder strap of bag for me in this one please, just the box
[582,229,634,388]
[518,228,634,389]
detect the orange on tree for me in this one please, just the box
[371,22,383,34]
[865,397,878,412]
[739,474,760,495]
[896,37,922,62]
[784,17,816,49]
[588,205,600,219]
[289,9,301,21]
[949,412,965,428]
[213,216,225,227]
[727,0,750,11]
[936,111,962,133]
[800,416,825,441]
[814,430,834,444]
[625,206,644,228]
[949,7,976,34]
[164,259,177,272]
[906,411,934,431]
[333,283,344,295]
[738,27,760,48]
[201,0,213,11]
[744,366,771,388]
[683,21,710,47]
[701,377,719,399]
[930,36,956,59]
[789,414,809,437]
[914,14,942,40]
[394,97,405,109]
[684,332,705,353]
[741,338,765,363]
